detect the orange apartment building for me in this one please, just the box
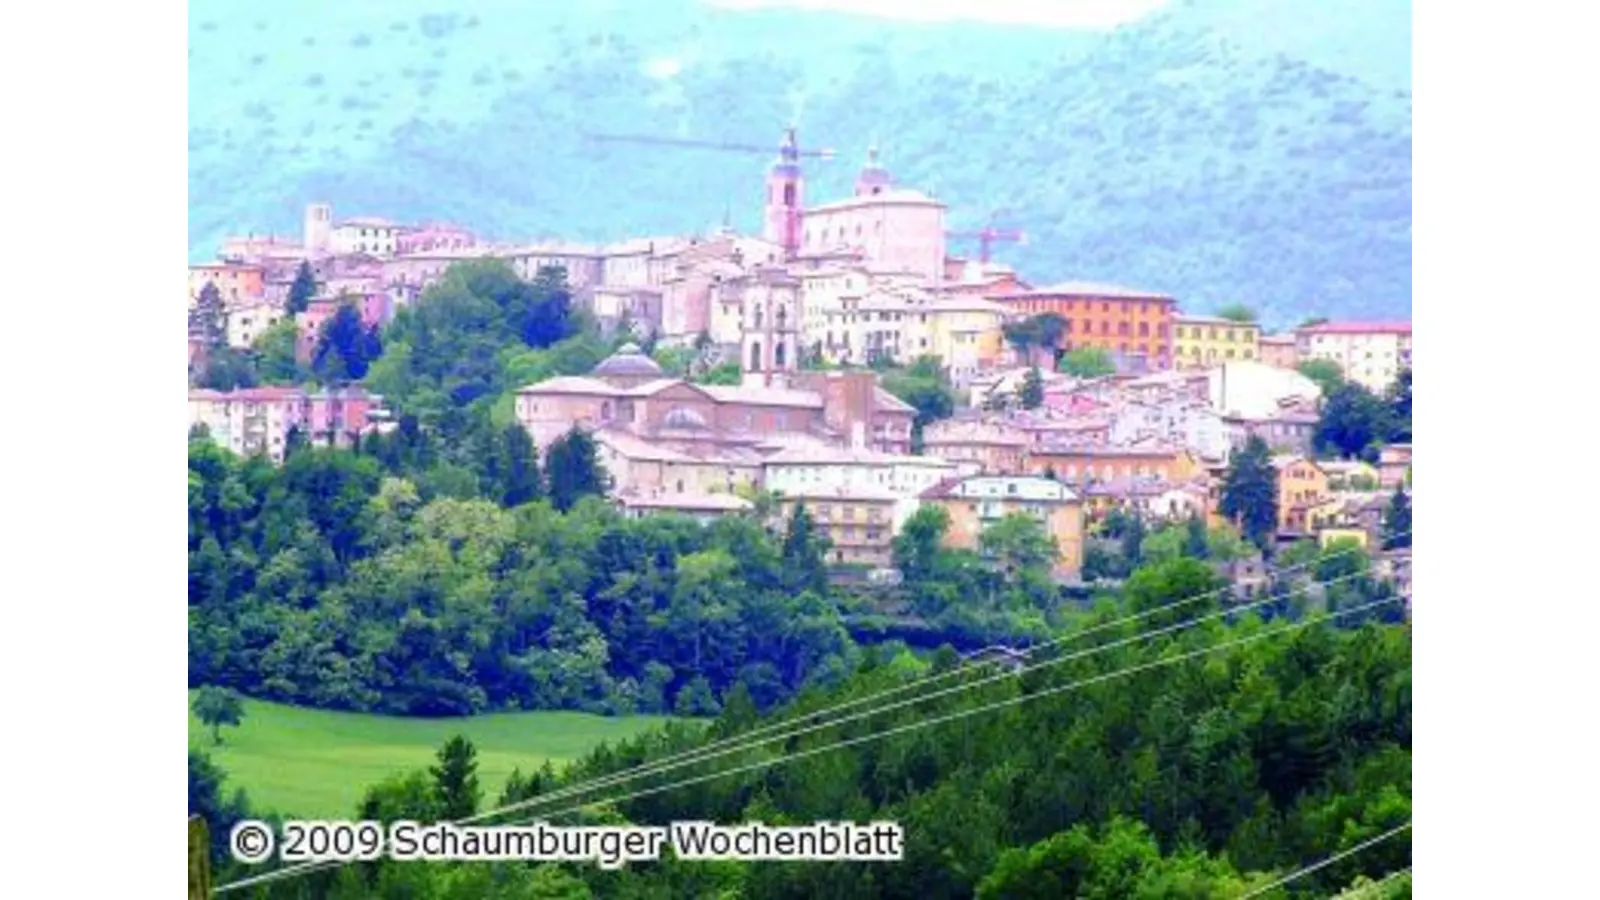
[1023,445,1201,486]
[188,263,266,306]
[994,281,1177,371]
[919,474,1086,581]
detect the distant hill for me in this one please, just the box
[188,0,1412,328]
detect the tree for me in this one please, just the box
[482,423,542,507]
[312,303,383,385]
[1220,436,1278,551]
[286,260,318,316]
[1059,346,1116,378]
[1315,382,1393,460]
[544,428,610,512]
[252,318,305,384]
[1382,488,1411,550]
[980,512,1058,582]
[1215,304,1258,323]
[1020,365,1045,409]
[190,282,227,350]
[1386,367,1412,442]
[1184,512,1211,559]
[1003,313,1067,359]
[197,347,259,391]
[695,361,743,385]
[1297,359,1345,396]
[893,505,951,584]
[881,356,956,451]
[192,686,245,745]
[431,735,482,821]
[780,502,830,594]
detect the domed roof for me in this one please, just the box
[662,406,710,430]
[592,342,663,378]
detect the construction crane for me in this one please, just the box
[582,127,835,259]
[946,224,1028,264]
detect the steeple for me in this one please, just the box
[763,127,805,258]
[854,140,892,197]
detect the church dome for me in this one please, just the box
[592,342,663,378]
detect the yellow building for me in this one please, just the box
[919,474,1085,580]
[1173,314,1261,369]
[926,297,1011,382]
[1273,455,1331,535]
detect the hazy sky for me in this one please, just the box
[703,0,1174,29]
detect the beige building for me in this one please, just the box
[919,474,1086,581]
[778,484,901,569]
[762,444,957,530]
[596,429,762,498]
[225,301,285,350]
[1294,321,1412,393]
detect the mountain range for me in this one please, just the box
[188,0,1412,328]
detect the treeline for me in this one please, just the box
[206,558,1411,899]
[188,432,857,716]
[187,430,1126,716]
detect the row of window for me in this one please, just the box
[1175,326,1254,341]
[1017,299,1169,316]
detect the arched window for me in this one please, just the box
[775,342,787,368]
[750,341,763,370]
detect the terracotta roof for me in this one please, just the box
[1008,281,1175,301]
[518,376,620,396]
[702,385,824,409]
[1297,321,1412,336]
[616,491,752,513]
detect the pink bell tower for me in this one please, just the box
[762,128,805,260]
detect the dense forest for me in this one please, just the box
[196,553,1412,898]
[188,0,1411,324]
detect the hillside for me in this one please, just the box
[188,0,1412,327]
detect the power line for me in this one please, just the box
[216,592,1403,894]
[1235,823,1412,899]
[215,546,1397,893]
[481,537,1393,822]
[466,565,1391,827]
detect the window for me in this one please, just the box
[1138,322,1149,337]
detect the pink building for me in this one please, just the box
[397,223,477,255]
[515,344,915,460]
[188,386,384,461]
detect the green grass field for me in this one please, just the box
[187,692,679,818]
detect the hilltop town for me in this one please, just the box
[186,131,1413,592]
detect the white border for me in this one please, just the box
[5,1,1597,894]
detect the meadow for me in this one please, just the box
[187,692,679,818]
